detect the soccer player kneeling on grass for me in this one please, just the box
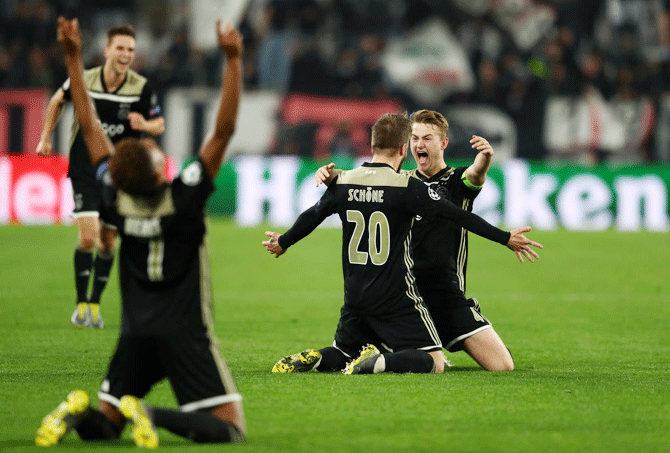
[263,113,542,375]
[35,17,245,447]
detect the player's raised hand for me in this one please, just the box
[315,163,336,187]
[470,135,494,158]
[262,231,286,258]
[216,19,243,59]
[36,139,53,156]
[57,17,81,55]
[506,226,543,263]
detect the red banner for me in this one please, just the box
[0,154,180,225]
[0,154,73,224]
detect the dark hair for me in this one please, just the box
[109,138,161,197]
[409,109,449,139]
[371,112,411,155]
[107,25,135,46]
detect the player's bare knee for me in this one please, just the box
[78,235,98,251]
[433,359,445,374]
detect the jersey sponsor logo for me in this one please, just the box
[118,103,131,120]
[181,161,203,186]
[101,122,125,137]
[347,187,384,203]
[124,216,161,237]
[428,186,441,200]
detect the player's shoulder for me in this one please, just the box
[338,165,411,187]
[118,69,148,95]
[78,66,103,92]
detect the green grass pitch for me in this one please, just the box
[1,219,669,452]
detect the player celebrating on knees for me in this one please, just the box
[36,22,164,329]
[263,113,542,375]
[316,110,528,371]
[36,17,245,447]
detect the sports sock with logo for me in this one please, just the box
[74,248,94,303]
[89,251,114,304]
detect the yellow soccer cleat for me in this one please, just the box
[343,344,381,375]
[120,395,158,448]
[272,349,322,373]
[71,302,91,328]
[35,390,90,446]
[88,303,104,329]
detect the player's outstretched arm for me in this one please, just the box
[262,231,286,258]
[57,17,113,164]
[199,19,243,179]
[506,226,543,263]
[463,135,493,187]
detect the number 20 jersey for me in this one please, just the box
[278,162,509,316]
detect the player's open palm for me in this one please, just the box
[506,226,543,263]
[57,17,81,55]
[216,19,243,58]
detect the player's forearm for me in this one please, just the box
[465,153,492,187]
[142,117,165,135]
[64,53,111,163]
[214,55,241,140]
[277,204,325,250]
[441,201,509,245]
[199,55,241,178]
[39,93,65,142]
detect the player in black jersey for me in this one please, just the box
[264,113,542,375]
[35,17,245,447]
[316,110,531,371]
[36,23,164,329]
[408,110,517,371]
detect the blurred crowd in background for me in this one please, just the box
[3,0,670,162]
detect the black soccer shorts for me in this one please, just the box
[69,176,101,219]
[98,331,241,411]
[421,287,492,352]
[333,301,442,357]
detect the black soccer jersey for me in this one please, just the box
[62,67,161,181]
[408,166,480,292]
[97,158,214,334]
[278,162,508,316]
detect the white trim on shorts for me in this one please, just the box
[98,391,121,408]
[444,324,492,351]
[100,220,118,230]
[70,211,100,219]
[180,393,242,412]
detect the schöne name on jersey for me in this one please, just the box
[347,187,384,203]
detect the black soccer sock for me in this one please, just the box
[74,248,94,302]
[151,408,243,443]
[316,346,349,372]
[89,251,114,304]
[75,408,123,441]
[382,350,436,373]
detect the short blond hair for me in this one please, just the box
[409,109,449,139]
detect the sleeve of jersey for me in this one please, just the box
[408,178,510,245]
[172,159,215,212]
[141,82,162,118]
[278,182,338,250]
